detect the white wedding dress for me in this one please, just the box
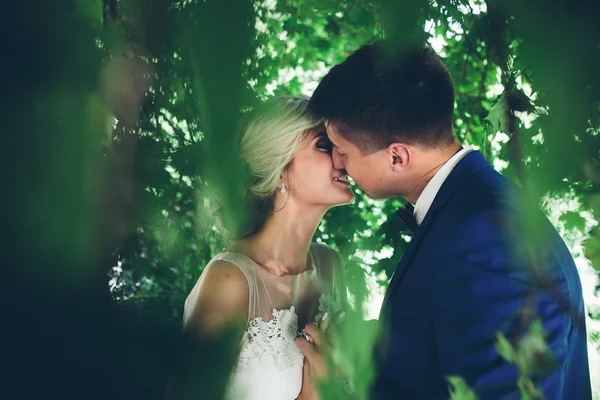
[183,245,344,400]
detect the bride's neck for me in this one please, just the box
[242,203,324,276]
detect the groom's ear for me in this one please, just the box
[387,143,411,172]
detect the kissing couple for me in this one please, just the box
[168,40,592,400]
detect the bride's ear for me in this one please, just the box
[277,168,291,194]
[280,165,293,186]
[387,143,411,172]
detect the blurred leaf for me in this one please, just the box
[75,0,104,29]
[517,319,557,378]
[447,376,479,400]
[518,376,545,400]
[495,332,516,363]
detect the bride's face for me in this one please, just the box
[284,127,354,208]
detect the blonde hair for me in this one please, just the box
[219,96,322,238]
[241,96,321,198]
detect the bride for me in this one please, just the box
[176,97,353,399]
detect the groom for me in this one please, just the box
[302,41,592,399]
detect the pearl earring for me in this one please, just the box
[280,182,287,193]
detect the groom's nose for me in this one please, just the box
[332,150,344,169]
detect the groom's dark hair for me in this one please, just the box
[308,41,456,154]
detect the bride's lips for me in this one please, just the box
[332,175,350,185]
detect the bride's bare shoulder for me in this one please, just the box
[203,258,249,298]
[184,258,249,337]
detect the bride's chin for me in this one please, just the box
[336,192,355,205]
[322,187,355,207]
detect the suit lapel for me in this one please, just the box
[380,211,436,312]
[380,151,492,314]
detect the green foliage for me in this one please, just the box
[107,0,600,316]
[7,0,598,398]
[585,194,600,272]
[585,231,600,273]
[74,0,600,397]
[331,315,380,399]
[93,1,600,394]
[560,211,588,233]
[495,319,557,399]
[447,376,479,400]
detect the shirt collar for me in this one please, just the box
[413,146,475,225]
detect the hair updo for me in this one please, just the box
[216,96,322,239]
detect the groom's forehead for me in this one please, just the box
[324,120,342,139]
[325,130,340,147]
[325,122,352,147]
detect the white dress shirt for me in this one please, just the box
[413,146,475,225]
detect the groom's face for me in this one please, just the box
[326,123,399,199]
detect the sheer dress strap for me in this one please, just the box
[213,252,272,322]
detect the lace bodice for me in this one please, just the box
[237,307,302,370]
[183,245,344,400]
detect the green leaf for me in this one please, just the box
[447,376,479,400]
[559,211,587,232]
[518,376,545,400]
[517,319,557,378]
[484,92,510,134]
[584,233,600,272]
[494,332,516,363]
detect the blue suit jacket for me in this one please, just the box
[371,151,591,399]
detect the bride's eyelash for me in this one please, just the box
[316,139,333,153]
[313,131,333,153]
